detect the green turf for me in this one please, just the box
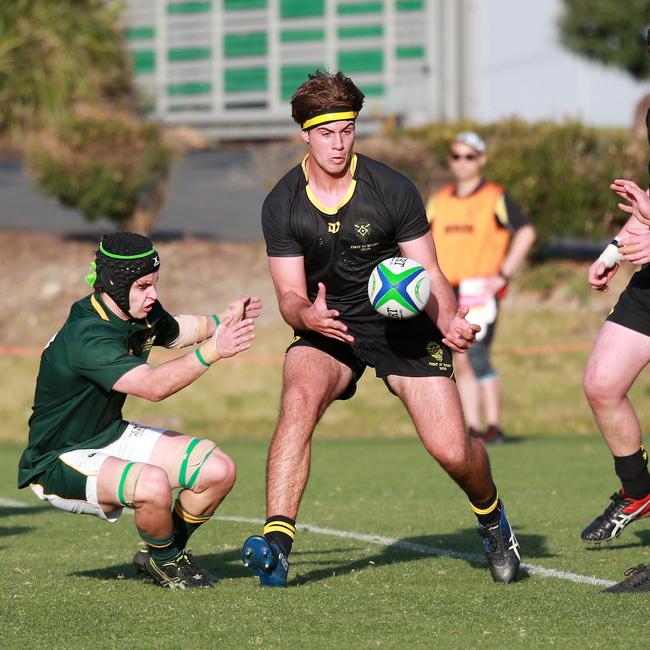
[2,436,650,649]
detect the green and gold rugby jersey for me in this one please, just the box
[18,293,179,488]
[262,153,430,322]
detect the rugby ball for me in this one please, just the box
[368,257,430,319]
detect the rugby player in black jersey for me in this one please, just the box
[580,27,650,595]
[241,70,521,586]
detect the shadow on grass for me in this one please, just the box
[71,548,251,584]
[0,505,50,518]
[287,528,548,586]
[72,528,549,587]
[0,525,35,538]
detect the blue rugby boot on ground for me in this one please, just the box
[241,535,289,587]
[478,505,521,583]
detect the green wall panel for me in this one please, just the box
[338,25,383,39]
[168,82,212,95]
[224,33,268,57]
[168,47,212,61]
[132,50,155,74]
[224,0,267,9]
[225,67,268,92]
[281,29,325,42]
[360,84,384,96]
[168,2,211,14]
[280,0,324,18]
[337,2,383,15]
[338,49,383,73]
[281,65,323,100]
[396,45,424,58]
[397,0,424,9]
[125,26,155,40]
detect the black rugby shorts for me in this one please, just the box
[607,266,650,337]
[287,312,454,400]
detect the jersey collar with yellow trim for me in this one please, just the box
[301,154,358,216]
[91,292,152,328]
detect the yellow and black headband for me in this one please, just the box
[302,110,358,131]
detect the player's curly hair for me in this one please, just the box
[290,70,365,127]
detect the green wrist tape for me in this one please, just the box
[195,348,211,367]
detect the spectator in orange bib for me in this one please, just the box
[426,132,536,443]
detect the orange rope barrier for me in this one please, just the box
[0,342,593,361]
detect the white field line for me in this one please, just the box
[0,498,615,588]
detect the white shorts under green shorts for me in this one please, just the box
[29,423,164,522]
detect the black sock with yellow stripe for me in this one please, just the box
[172,491,214,551]
[139,531,179,564]
[470,487,501,527]
[263,515,296,555]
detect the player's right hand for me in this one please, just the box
[303,282,354,344]
[588,258,618,292]
[611,180,650,227]
[199,316,256,363]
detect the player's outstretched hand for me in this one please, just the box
[588,257,619,292]
[303,282,354,344]
[213,316,256,359]
[611,179,650,227]
[442,307,480,353]
[225,295,262,324]
[618,230,650,266]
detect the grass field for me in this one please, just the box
[4,264,650,648]
[3,435,650,649]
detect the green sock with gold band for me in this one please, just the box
[139,531,179,564]
[263,516,296,555]
[172,491,214,551]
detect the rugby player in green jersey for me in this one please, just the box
[18,232,260,589]
[241,71,521,587]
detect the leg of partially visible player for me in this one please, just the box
[452,351,482,436]
[243,346,353,586]
[581,321,650,543]
[387,374,520,583]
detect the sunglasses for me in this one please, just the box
[449,152,479,161]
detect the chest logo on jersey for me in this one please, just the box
[130,333,156,356]
[328,221,340,234]
[354,223,371,237]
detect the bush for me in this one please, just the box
[26,112,173,234]
[359,119,647,243]
[0,0,131,137]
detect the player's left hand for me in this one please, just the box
[442,307,481,353]
[224,295,262,324]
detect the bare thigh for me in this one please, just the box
[585,321,650,397]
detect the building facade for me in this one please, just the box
[122,0,479,138]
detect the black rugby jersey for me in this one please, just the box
[262,153,430,320]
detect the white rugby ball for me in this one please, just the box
[368,257,430,319]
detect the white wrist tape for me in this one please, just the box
[167,314,210,349]
[598,239,622,269]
